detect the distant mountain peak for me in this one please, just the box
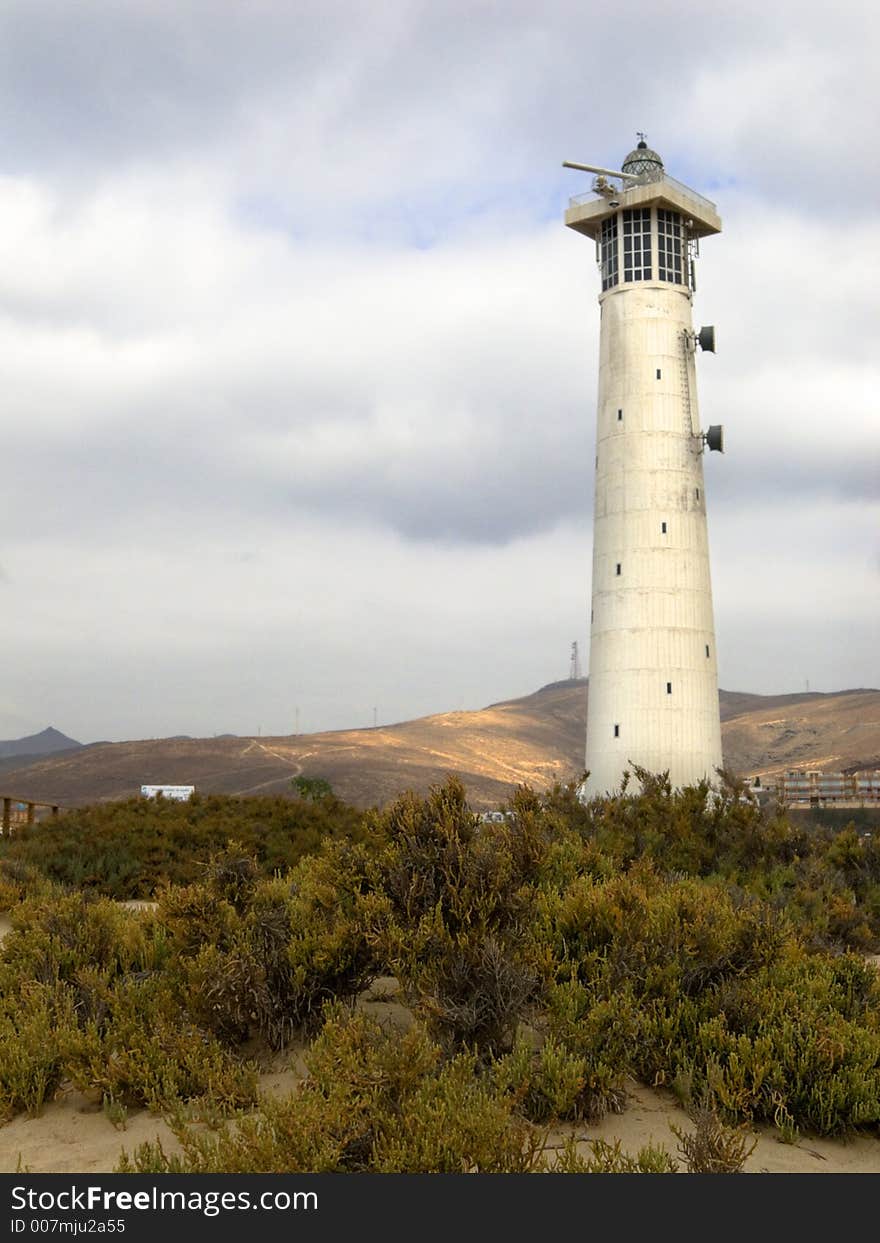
[0,727,82,760]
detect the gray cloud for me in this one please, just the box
[0,2,875,220]
[0,0,877,742]
[0,1,357,170]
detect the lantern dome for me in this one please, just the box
[622,138,664,180]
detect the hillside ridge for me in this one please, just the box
[1,685,878,810]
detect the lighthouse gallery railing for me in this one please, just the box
[568,174,718,220]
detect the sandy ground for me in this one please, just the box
[2,918,880,1174]
[550,1081,880,1174]
[4,1049,880,1174]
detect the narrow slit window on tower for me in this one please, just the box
[616,563,621,576]
[661,521,667,534]
[695,488,701,501]
[613,724,620,738]
[666,682,672,694]
[622,207,651,281]
[656,368,662,379]
[705,644,710,658]
[617,408,623,420]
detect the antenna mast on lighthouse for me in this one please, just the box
[569,641,582,681]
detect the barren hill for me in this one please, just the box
[0,726,81,761]
[720,688,880,779]
[0,682,878,811]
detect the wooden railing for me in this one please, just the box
[1,795,61,833]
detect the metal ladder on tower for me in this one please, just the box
[679,331,696,438]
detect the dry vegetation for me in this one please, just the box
[1,772,880,1173]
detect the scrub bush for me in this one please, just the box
[4,773,880,1151]
[0,984,78,1117]
[1,892,167,986]
[554,1138,679,1173]
[0,889,254,1120]
[671,1104,756,1173]
[494,1035,600,1123]
[118,1007,542,1173]
[0,859,57,911]
[371,780,547,1056]
[182,846,385,1048]
[60,971,258,1114]
[0,793,367,899]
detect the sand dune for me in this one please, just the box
[6,1068,880,1175]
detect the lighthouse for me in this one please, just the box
[564,137,725,797]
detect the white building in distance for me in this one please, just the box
[564,138,725,797]
[140,784,195,801]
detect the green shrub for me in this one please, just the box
[0,793,368,899]
[118,1007,542,1173]
[61,974,258,1114]
[494,1035,599,1123]
[372,780,546,1056]
[156,881,242,958]
[401,928,540,1058]
[0,859,57,911]
[1,892,169,989]
[554,1138,678,1174]
[373,1053,545,1172]
[183,851,385,1048]
[0,983,78,1117]
[290,776,333,802]
[671,1104,756,1173]
[0,888,254,1121]
[4,772,880,1149]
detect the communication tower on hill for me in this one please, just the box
[569,641,582,681]
[563,137,725,796]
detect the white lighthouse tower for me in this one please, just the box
[564,137,725,797]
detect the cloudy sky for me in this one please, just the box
[0,0,877,743]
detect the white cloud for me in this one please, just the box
[1,517,590,739]
[0,0,876,741]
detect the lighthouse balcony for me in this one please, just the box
[566,175,721,241]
